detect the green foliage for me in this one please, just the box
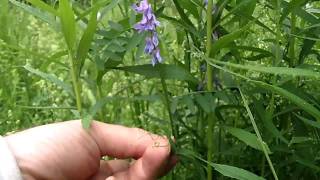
[1,0,320,179]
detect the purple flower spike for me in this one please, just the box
[133,0,162,66]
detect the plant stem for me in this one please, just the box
[289,11,296,67]
[97,83,104,120]
[206,0,214,179]
[69,55,82,116]
[274,0,281,66]
[160,74,177,138]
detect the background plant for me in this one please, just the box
[1,0,320,179]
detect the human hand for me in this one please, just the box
[5,120,177,180]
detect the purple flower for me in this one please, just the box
[152,48,162,66]
[132,0,149,13]
[133,0,162,66]
[144,37,154,54]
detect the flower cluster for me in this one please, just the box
[133,0,162,66]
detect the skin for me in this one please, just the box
[4,120,177,180]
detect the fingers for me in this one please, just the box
[88,121,175,179]
[158,155,178,177]
[88,121,165,159]
[128,136,171,179]
[107,137,172,180]
[90,160,130,180]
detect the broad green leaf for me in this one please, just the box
[225,127,271,154]
[113,64,198,83]
[23,65,73,95]
[59,0,76,52]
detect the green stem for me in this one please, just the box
[289,12,296,67]
[69,55,82,116]
[275,0,281,66]
[206,0,214,179]
[97,83,104,120]
[160,75,177,138]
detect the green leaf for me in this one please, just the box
[295,114,320,129]
[195,93,213,113]
[253,99,289,144]
[211,24,250,55]
[26,0,59,16]
[9,0,58,27]
[196,156,265,180]
[126,32,145,53]
[113,64,198,83]
[76,0,112,21]
[280,0,306,23]
[289,137,311,145]
[0,0,9,42]
[87,95,161,120]
[23,65,73,95]
[59,0,76,52]
[206,57,320,79]
[76,8,98,72]
[206,61,320,121]
[259,83,320,121]
[210,163,265,180]
[225,127,272,154]
[293,155,320,171]
[179,0,200,19]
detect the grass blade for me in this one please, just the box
[239,88,278,180]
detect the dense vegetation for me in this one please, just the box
[1,0,320,179]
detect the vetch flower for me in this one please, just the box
[133,0,162,66]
